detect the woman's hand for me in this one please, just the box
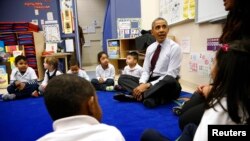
[195,84,212,98]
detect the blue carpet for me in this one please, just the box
[0,91,192,141]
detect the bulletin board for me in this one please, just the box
[195,0,228,23]
[159,0,195,25]
[117,18,141,39]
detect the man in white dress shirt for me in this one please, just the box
[114,17,182,108]
[38,74,125,141]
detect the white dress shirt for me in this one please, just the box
[37,115,125,141]
[67,69,90,81]
[95,63,115,81]
[139,38,182,85]
[193,97,246,141]
[41,69,62,86]
[10,67,38,84]
[123,64,143,78]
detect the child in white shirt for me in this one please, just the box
[37,74,125,141]
[2,55,38,100]
[67,59,90,81]
[91,51,115,91]
[115,51,143,91]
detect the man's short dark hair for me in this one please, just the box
[151,17,168,29]
[127,51,139,61]
[44,74,95,121]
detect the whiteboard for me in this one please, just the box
[196,0,228,23]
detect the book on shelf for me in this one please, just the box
[5,45,18,54]
[0,40,5,53]
[107,40,120,59]
[0,65,8,88]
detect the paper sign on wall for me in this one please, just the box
[65,39,74,52]
[46,43,58,53]
[181,37,191,53]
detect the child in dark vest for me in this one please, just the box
[38,56,62,95]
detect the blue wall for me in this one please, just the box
[0,0,60,30]
[103,0,141,51]
[103,0,112,53]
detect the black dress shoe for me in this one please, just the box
[113,93,137,102]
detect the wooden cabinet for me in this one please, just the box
[107,38,144,74]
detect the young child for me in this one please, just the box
[2,55,38,100]
[67,59,90,81]
[141,40,250,141]
[115,51,143,91]
[37,74,125,141]
[91,51,115,91]
[193,40,250,140]
[38,56,62,95]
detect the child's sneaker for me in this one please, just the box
[106,86,114,91]
[2,94,16,101]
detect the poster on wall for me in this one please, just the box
[180,37,191,53]
[189,52,215,76]
[117,18,141,39]
[159,0,195,25]
[44,24,61,42]
[60,0,74,34]
[207,38,221,51]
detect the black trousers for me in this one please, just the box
[91,78,114,91]
[178,92,205,130]
[118,74,181,103]
[7,82,39,99]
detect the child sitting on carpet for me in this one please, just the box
[38,56,62,95]
[141,40,250,141]
[2,55,39,100]
[91,51,115,91]
[38,74,125,141]
[67,59,90,81]
[115,51,143,91]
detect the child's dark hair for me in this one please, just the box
[205,40,250,124]
[69,59,79,67]
[97,51,108,63]
[127,51,139,61]
[15,55,27,65]
[44,74,95,121]
[219,0,250,43]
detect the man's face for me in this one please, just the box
[151,20,169,43]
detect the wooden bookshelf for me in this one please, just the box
[107,38,144,74]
